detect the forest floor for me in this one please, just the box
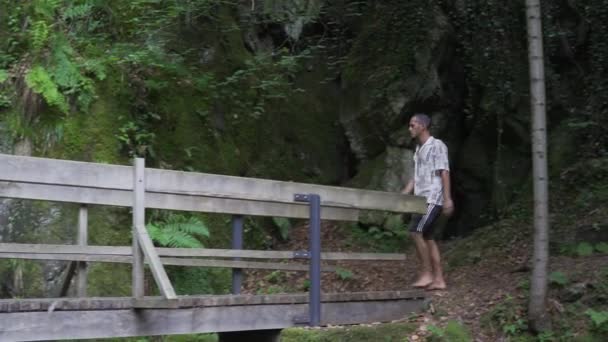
[242,204,608,341]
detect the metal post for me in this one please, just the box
[132,158,145,298]
[231,215,244,294]
[308,194,322,326]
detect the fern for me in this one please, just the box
[62,3,94,20]
[34,0,62,19]
[146,214,209,248]
[30,20,49,51]
[25,66,69,113]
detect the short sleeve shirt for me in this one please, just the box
[413,136,450,205]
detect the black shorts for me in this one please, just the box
[409,204,443,240]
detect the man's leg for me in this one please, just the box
[411,232,433,287]
[426,239,446,290]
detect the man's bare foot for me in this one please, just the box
[412,274,434,288]
[425,281,447,291]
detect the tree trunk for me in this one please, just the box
[525,0,551,333]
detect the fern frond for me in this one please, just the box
[25,66,69,113]
[62,3,94,20]
[31,21,49,51]
[147,214,208,248]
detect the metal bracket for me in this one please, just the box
[293,250,310,259]
[293,193,310,202]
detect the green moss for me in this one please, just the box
[282,323,416,342]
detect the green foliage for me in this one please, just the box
[427,320,471,342]
[215,50,310,119]
[596,243,608,254]
[577,242,595,257]
[30,20,49,51]
[549,271,569,287]
[25,65,69,113]
[0,69,8,83]
[481,295,527,337]
[147,214,209,248]
[169,266,230,295]
[116,111,160,158]
[272,217,292,240]
[335,267,354,281]
[585,309,608,336]
[282,322,416,342]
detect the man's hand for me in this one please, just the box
[402,179,414,195]
[443,198,454,217]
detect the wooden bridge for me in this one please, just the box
[0,153,427,341]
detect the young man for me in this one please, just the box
[402,113,453,290]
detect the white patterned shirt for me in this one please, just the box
[413,136,450,205]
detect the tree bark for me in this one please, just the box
[525,0,551,333]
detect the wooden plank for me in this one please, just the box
[0,291,426,312]
[0,153,426,215]
[146,191,359,220]
[146,168,427,214]
[0,243,406,261]
[77,205,88,297]
[0,253,335,272]
[0,181,359,220]
[0,297,425,340]
[0,153,131,189]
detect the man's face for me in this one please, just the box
[408,117,424,139]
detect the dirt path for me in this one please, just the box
[242,222,607,341]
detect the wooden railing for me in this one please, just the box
[0,153,426,325]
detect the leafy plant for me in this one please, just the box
[272,217,292,241]
[596,242,608,254]
[427,321,471,342]
[25,66,69,114]
[576,242,595,257]
[481,295,527,337]
[146,214,209,248]
[0,69,8,83]
[335,267,354,281]
[585,309,608,335]
[549,271,569,287]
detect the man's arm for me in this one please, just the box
[440,170,454,216]
[402,179,414,195]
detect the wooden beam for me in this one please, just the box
[0,243,406,261]
[0,181,359,220]
[0,253,334,271]
[0,153,426,216]
[0,294,426,340]
[0,291,426,312]
[145,168,426,214]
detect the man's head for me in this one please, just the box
[408,113,431,140]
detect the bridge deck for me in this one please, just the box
[0,291,425,341]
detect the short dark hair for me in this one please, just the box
[412,113,431,128]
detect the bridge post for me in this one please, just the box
[294,193,322,326]
[132,158,145,298]
[309,194,322,327]
[231,215,244,294]
[77,204,88,297]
